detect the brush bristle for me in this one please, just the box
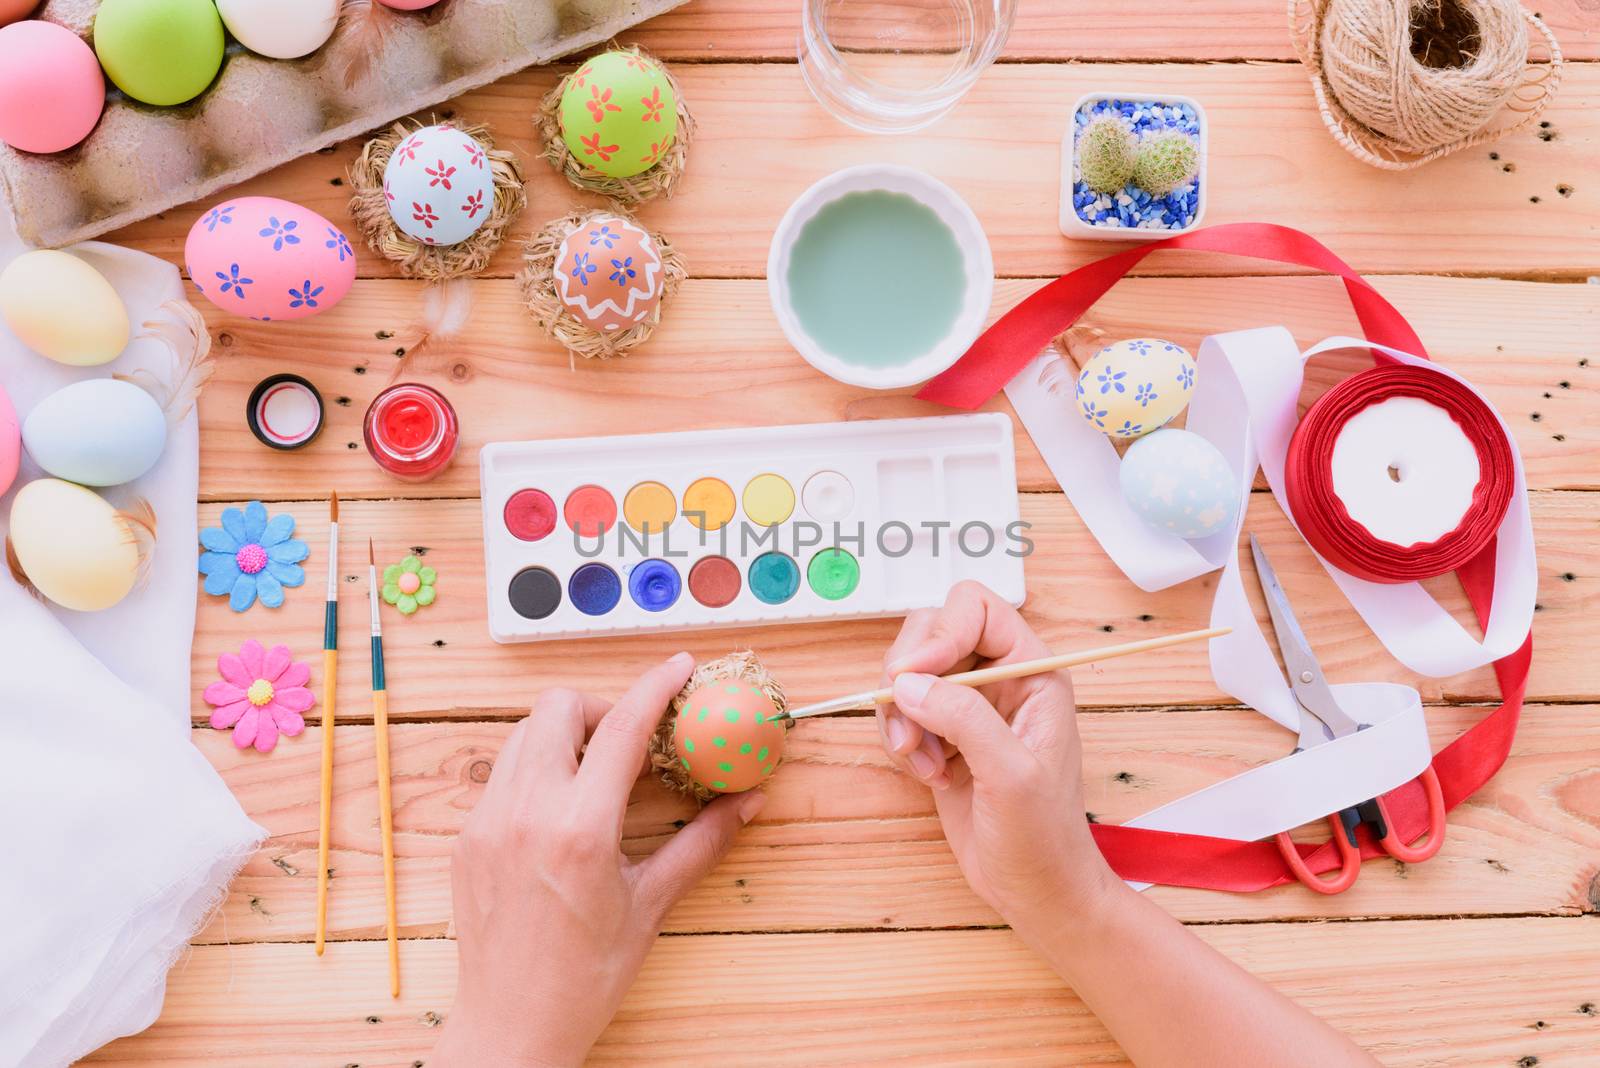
[368,537,375,566]
[330,490,339,523]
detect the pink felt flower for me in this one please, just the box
[203,640,314,753]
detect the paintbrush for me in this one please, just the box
[773,626,1231,721]
[315,492,339,956]
[368,538,401,998]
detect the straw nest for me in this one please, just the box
[348,117,527,280]
[650,651,789,802]
[518,208,687,362]
[536,44,695,205]
[1289,0,1563,170]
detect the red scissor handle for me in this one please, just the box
[1375,764,1447,864]
[1275,815,1361,895]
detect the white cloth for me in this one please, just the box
[0,222,264,1067]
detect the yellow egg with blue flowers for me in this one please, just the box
[1076,337,1195,439]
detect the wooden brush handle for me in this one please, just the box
[372,688,400,998]
[868,626,1233,702]
[315,647,336,956]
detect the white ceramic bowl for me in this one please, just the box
[767,164,994,390]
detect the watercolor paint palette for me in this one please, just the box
[479,414,1026,643]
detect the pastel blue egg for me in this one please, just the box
[1119,427,1239,540]
[22,378,167,487]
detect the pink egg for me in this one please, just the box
[185,196,357,321]
[552,215,664,335]
[0,21,105,154]
[0,382,18,496]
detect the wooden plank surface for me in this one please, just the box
[632,0,1600,62]
[192,274,1600,502]
[192,491,1596,718]
[83,919,1600,1066]
[83,0,1600,1062]
[107,63,1600,280]
[195,704,1600,945]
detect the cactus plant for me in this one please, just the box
[1132,130,1199,196]
[1077,115,1136,194]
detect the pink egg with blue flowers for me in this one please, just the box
[185,196,357,321]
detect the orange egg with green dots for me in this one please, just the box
[672,681,786,793]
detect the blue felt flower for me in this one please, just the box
[198,501,308,612]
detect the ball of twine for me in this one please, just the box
[348,117,527,281]
[1290,0,1562,169]
[536,43,695,206]
[650,652,789,802]
[518,208,687,363]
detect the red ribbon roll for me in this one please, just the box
[1284,365,1517,584]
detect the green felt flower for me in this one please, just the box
[381,555,437,615]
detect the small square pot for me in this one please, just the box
[1058,90,1209,242]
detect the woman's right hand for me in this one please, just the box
[877,582,1119,939]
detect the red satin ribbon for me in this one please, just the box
[1285,365,1517,584]
[919,223,1532,892]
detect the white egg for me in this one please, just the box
[1119,428,1240,540]
[23,378,167,487]
[217,0,340,59]
[383,124,496,247]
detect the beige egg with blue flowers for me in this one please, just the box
[1076,337,1195,439]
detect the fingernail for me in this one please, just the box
[887,656,914,677]
[908,750,937,779]
[737,791,766,824]
[669,651,694,670]
[893,672,935,709]
[885,712,911,753]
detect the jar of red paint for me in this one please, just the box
[362,383,460,482]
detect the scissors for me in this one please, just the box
[1250,535,1448,894]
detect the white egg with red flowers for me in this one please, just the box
[383,124,495,247]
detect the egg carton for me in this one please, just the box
[0,0,686,249]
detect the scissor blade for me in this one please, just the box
[1248,535,1361,742]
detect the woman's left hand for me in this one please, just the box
[433,653,766,1067]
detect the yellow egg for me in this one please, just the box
[8,479,143,611]
[672,681,786,793]
[0,250,130,366]
[1075,337,1196,440]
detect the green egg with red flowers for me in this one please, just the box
[558,50,677,179]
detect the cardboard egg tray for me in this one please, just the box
[0,0,685,248]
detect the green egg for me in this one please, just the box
[94,0,224,106]
[559,50,677,179]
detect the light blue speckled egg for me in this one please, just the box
[1119,428,1239,540]
[1076,337,1196,439]
[23,378,167,487]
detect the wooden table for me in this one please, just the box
[86,2,1600,1063]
